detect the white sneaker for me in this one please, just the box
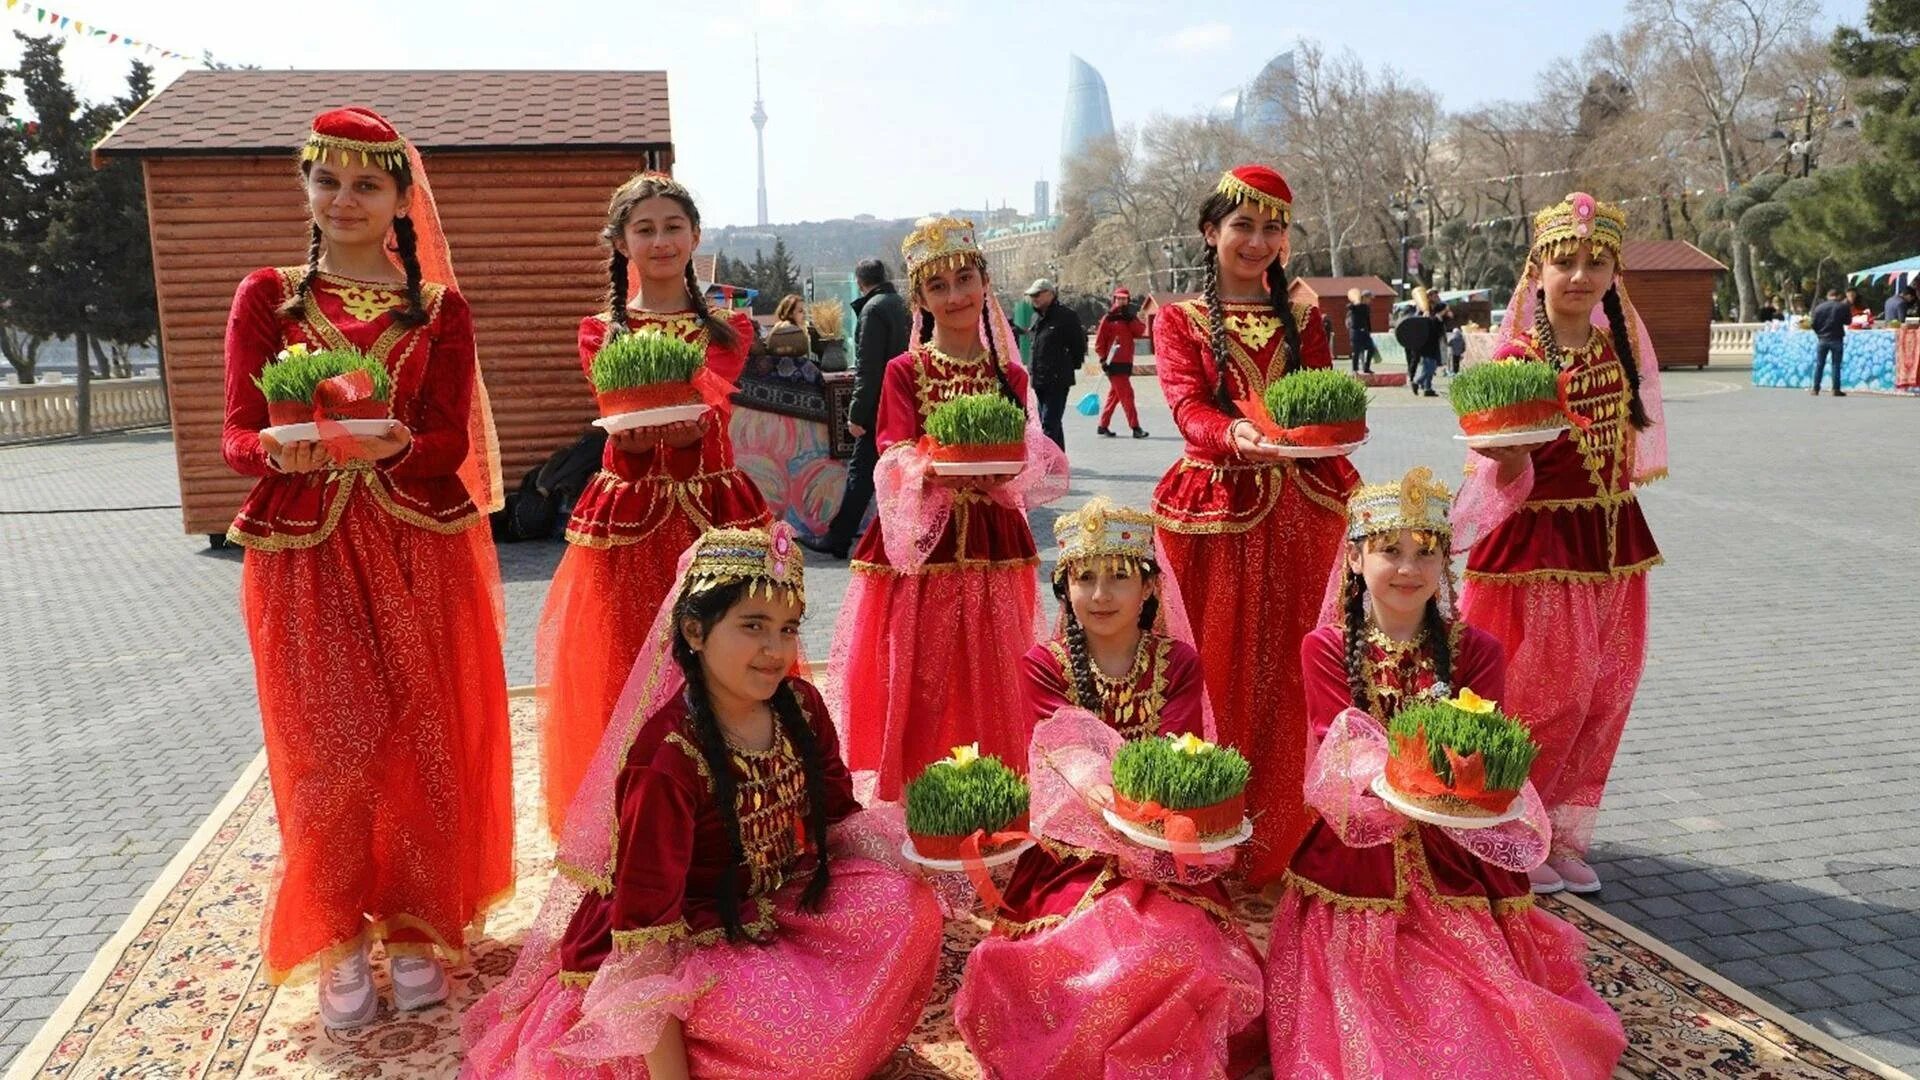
[1528,863,1566,895]
[1548,856,1603,894]
[390,953,449,1011]
[318,943,378,1029]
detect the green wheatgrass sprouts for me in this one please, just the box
[1111,735,1251,810]
[925,392,1027,446]
[589,330,707,394]
[904,754,1030,837]
[1262,369,1369,429]
[1448,360,1559,419]
[1387,699,1541,792]
[253,347,391,405]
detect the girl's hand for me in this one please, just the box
[1473,444,1532,483]
[609,426,666,454]
[357,420,412,463]
[1230,420,1288,463]
[259,432,326,474]
[658,416,707,450]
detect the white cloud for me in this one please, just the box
[1169,21,1232,54]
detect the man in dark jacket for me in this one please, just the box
[1809,288,1850,397]
[1022,278,1086,450]
[801,258,911,558]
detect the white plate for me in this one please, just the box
[1453,424,1568,449]
[260,419,396,443]
[898,837,1034,873]
[1369,774,1525,830]
[593,403,709,431]
[1101,807,1253,853]
[1268,437,1368,459]
[930,459,1026,476]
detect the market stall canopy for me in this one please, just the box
[1847,256,1920,288]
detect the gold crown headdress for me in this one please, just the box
[298,106,409,172]
[901,216,983,292]
[1346,467,1453,542]
[684,524,806,604]
[1530,192,1628,266]
[1052,496,1158,582]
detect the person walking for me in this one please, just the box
[1093,287,1149,438]
[1346,288,1379,373]
[1024,278,1086,450]
[801,259,911,559]
[1809,288,1850,397]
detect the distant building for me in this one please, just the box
[1061,54,1115,178]
[981,217,1060,293]
[1213,50,1299,144]
[1034,180,1050,218]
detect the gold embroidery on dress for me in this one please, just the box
[1225,311,1279,352]
[911,346,1001,418]
[333,282,404,322]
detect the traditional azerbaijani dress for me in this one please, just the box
[1454,193,1666,859]
[465,529,942,1079]
[536,307,770,835]
[222,260,512,980]
[1265,620,1626,1077]
[1152,292,1357,884]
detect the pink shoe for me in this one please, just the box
[1528,863,1566,895]
[1548,856,1602,894]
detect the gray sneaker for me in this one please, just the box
[318,945,378,1029]
[390,953,449,1011]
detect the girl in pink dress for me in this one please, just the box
[1266,468,1625,1078]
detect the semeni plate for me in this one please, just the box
[1369,774,1526,830]
[593,404,709,432]
[1101,807,1254,854]
[898,838,1035,873]
[929,460,1026,477]
[261,419,396,444]
[1454,424,1568,449]
[1269,437,1368,459]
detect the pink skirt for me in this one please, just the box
[955,878,1266,1079]
[1265,881,1624,1078]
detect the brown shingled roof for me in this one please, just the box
[95,69,670,158]
[1623,239,1727,273]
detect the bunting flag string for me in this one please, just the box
[3,0,197,61]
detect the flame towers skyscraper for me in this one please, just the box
[1060,54,1115,179]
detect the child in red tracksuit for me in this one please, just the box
[1094,287,1150,438]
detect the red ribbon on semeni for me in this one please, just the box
[1383,732,1521,815]
[265,369,390,463]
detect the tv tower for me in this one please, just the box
[752,37,769,227]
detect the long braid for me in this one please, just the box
[770,679,831,910]
[607,249,630,328]
[1532,287,1560,369]
[388,216,428,328]
[1601,285,1652,430]
[675,659,749,939]
[1268,261,1305,376]
[685,261,739,350]
[1422,597,1453,691]
[1201,246,1236,413]
[276,221,323,320]
[980,297,1022,410]
[1062,612,1103,713]
[1343,570,1370,711]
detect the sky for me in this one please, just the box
[1,0,1869,230]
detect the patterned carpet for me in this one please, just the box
[9,699,1904,1080]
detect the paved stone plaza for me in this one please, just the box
[2,369,1917,1071]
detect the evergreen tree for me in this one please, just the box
[0,48,45,383]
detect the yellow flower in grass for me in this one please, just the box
[276,343,310,362]
[944,743,981,767]
[1169,732,1211,755]
[1449,688,1497,714]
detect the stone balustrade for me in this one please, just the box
[0,376,169,443]
[1709,322,1769,365]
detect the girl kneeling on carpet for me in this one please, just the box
[464,525,942,1080]
[954,496,1266,1079]
[1264,468,1625,1078]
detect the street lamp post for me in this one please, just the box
[1161,243,1175,293]
[1389,182,1427,298]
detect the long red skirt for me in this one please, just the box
[240,497,513,982]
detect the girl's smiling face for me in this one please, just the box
[682,591,803,705]
[1539,241,1616,322]
[1067,562,1153,638]
[1348,529,1444,626]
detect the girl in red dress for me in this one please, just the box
[827,217,1069,801]
[1152,164,1359,886]
[219,107,510,1027]
[537,173,770,837]
[954,496,1265,1079]
[1266,468,1625,1078]
[464,526,942,1079]
[1456,193,1665,895]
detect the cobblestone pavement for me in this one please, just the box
[2,370,1917,1070]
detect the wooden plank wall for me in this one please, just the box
[145,149,666,538]
[1628,269,1714,369]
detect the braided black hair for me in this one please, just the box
[387,216,429,328]
[684,260,740,351]
[670,580,831,938]
[277,221,324,321]
[1341,562,1455,713]
[282,158,425,325]
[1050,567,1163,712]
[1196,191,1304,412]
[606,248,630,328]
[1601,285,1652,430]
[980,297,1023,411]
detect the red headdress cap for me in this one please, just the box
[301,106,409,171]
[1112,286,1131,301]
[1216,164,1293,226]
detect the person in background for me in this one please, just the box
[1023,278,1087,450]
[1759,296,1781,323]
[1884,287,1915,324]
[1846,288,1874,330]
[1346,287,1379,374]
[1093,287,1150,438]
[1809,288,1850,397]
[766,294,812,359]
[1447,321,1468,375]
[801,259,910,559]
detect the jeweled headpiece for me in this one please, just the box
[1215,164,1293,226]
[1530,192,1627,266]
[299,106,409,172]
[1346,467,1452,541]
[684,524,806,605]
[1053,496,1157,582]
[901,216,984,292]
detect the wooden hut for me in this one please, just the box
[1621,240,1725,370]
[1289,276,1395,359]
[93,70,673,542]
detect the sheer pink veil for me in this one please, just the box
[392,143,504,513]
